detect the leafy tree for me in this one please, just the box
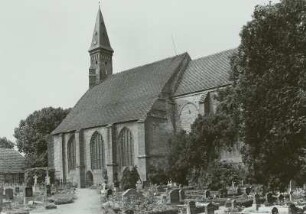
[14,107,70,167]
[188,161,246,191]
[167,88,239,186]
[0,137,14,149]
[148,165,169,185]
[231,0,306,190]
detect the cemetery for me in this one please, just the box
[0,168,77,214]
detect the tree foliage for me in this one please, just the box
[121,166,140,190]
[0,137,14,149]
[14,107,70,168]
[231,0,306,190]
[167,88,240,186]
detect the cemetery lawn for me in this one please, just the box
[31,188,101,214]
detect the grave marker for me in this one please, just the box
[179,189,185,202]
[205,202,216,214]
[169,189,180,204]
[272,207,279,214]
[25,187,33,197]
[278,194,284,203]
[5,188,13,200]
[187,201,196,214]
[246,187,251,195]
[15,187,20,194]
[46,185,51,196]
[0,187,3,213]
[204,190,211,199]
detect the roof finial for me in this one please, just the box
[99,1,101,9]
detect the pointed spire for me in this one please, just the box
[89,7,113,52]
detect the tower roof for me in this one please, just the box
[89,7,113,52]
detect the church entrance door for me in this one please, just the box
[86,171,93,187]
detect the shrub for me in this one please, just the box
[121,166,140,190]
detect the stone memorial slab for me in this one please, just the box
[231,199,237,209]
[278,194,284,203]
[25,187,33,198]
[15,187,20,194]
[122,189,143,201]
[5,188,13,200]
[272,207,279,214]
[266,192,274,204]
[46,185,51,196]
[205,202,216,214]
[246,187,251,195]
[179,189,185,202]
[168,189,180,204]
[0,187,3,213]
[187,201,196,214]
[204,190,211,199]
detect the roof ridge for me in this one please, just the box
[112,52,188,76]
[191,48,237,62]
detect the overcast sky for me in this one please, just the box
[0,0,278,141]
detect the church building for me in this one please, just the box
[50,8,242,188]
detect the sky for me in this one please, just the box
[0,0,279,141]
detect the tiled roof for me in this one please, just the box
[174,49,236,96]
[52,53,189,134]
[0,148,25,173]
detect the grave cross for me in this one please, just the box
[33,175,38,185]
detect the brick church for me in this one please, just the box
[50,8,242,188]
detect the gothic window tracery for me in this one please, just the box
[90,132,105,170]
[68,135,76,171]
[117,128,134,169]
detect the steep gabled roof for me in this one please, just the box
[52,53,189,134]
[174,49,236,96]
[0,148,25,173]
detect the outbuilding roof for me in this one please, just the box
[0,148,25,173]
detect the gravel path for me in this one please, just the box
[32,188,102,214]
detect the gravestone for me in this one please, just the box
[157,185,165,192]
[25,187,33,197]
[169,189,180,204]
[205,202,216,214]
[107,189,113,198]
[15,187,20,194]
[272,207,279,214]
[5,188,14,200]
[122,189,143,201]
[225,199,231,208]
[288,204,297,214]
[46,185,51,196]
[278,194,284,203]
[136,180,142,191]
[187,201,196,214]
[253,194,260,211]
[246,187,251,195]
[204,190,211,199]
[266,192,274,204]
[179,189,185,202]
[124,210,134,214]
[219,188,227,198]
[231,199,237,210]
[237,187,242,195]
[0,187,3,213]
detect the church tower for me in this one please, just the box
[88,7,113,88]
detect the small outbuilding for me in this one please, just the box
[0,148,25,184]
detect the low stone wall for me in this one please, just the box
[145,210,178,214]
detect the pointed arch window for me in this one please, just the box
[90,132,105,170]
[117,128,134,169]
[68,135,76,171]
